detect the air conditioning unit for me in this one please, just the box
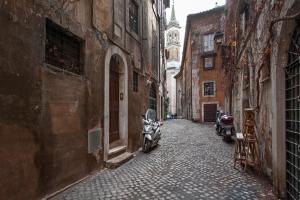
[88,128,101,153]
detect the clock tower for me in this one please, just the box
[166,0,181,116]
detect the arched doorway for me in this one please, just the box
[109,55,122,144]
[285,23,300,200]
[104,46,128,161]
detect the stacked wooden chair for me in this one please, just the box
[234,108,261,171]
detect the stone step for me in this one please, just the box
[106,152,134,169]
[108,145,127,160]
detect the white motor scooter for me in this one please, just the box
[142,109,163,152]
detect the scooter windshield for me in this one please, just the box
[145,109,156,121]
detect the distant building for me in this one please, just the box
[165,1,181,116]
[175,6,225,122]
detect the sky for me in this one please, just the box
[166,0,226,57]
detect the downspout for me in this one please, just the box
[190,32,193,120]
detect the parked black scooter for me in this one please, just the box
[216,110,235,142]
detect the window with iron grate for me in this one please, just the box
[203,81,215,96]
[149,84,157,111]
[133,71,139,92]
[129,0,139,34]
[45,19,82,75]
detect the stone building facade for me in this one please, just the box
[0,0,169,199]
[165,1,181,116]
[223,0,300,198]
[175,6,225,122]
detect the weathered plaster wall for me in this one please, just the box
[224,0,300,197]
[181,32,192,120]
[0,0,166,199]
[0,0,107,199]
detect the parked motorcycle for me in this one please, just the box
[216,110,235,141]
[142,109,163,152]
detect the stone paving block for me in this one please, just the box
[50,120,277,200]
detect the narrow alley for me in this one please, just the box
[50,120,276,200]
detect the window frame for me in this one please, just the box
[128,0,139,36]
[203,33,215,53]
[149,84,157,111]
[203,81,216,97]
[45,19,84,76]
[203,56,215,70]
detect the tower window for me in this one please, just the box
[129,0,139,34]
[45,19,82,75]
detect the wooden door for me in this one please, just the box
[204,104,217,122]
[109,69,120,144]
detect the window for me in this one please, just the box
[129,0,139,34]
[204,57,214,69]
[133,71,138,92]
[45,19,82,75]
[203,81,215,96]
[203,34,215,52]
[149,84,157,111]
[152,31,158,76]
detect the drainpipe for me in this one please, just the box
[190,34,193,121]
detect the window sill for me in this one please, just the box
[43,63,84,80]
[203,67,215,71]
[203,95,216,98]
[201,51,216,57]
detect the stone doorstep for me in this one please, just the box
[105,152,134,169]
[109,145,127,155]
[108,145,127,160]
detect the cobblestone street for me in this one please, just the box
[51,120,277,200]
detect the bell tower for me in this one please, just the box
[165,0,181,116]
[166,0,181,64]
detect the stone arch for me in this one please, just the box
[104,45,128,161]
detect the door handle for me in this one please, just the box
[297,96,300,103]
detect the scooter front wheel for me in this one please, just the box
[142,139,151,152]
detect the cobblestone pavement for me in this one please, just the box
[51,120,277,200]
